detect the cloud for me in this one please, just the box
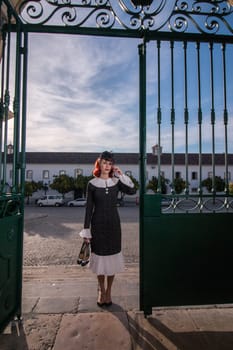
[19,34,140,152]
[6,34,233,155]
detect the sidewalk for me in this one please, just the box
[1,264,233,350]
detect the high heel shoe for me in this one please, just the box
[77,241,90,266]
[97,289,106,307]
[77,241,86,265]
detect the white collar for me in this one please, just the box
[90,177,118,188]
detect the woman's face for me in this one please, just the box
[99,159,113,176]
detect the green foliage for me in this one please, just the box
[147,175,169,194]
[50,174,74,196]
[229,182,233,194]
[73,174,93,197]
[172,177,186,194]
[24,181,40,204]
[201,176,225,192]
[129,175,139,190]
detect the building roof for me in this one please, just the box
[5,152,233,165]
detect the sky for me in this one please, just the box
[5,4,233,155]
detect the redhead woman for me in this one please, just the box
[79,151,136,307]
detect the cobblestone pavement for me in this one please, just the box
[23,206,139,266]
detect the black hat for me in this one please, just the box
[99,151,114,163]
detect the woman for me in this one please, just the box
[79,151,136,307]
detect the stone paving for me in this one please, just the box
[1,208,233,349]
[1,264,233,350]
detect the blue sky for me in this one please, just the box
[7,31,233,155]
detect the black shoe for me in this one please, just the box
[105,301,112,307]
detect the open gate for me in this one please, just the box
[1,0,233,330]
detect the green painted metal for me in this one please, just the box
[139,38,233,315]
[141,195,233,315]
[8,0,233,43]
[1,0,233,327]
[0,12,28,330]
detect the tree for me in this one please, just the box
[147,175,169,194]
[172,177,186,194]
[24,181,40,204]
[201,176,225,192]
[50,174,74,196]
[129,175,139,191]
[73,174,93,198]
[229,182,233,194]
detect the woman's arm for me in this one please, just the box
[79,182,94,240]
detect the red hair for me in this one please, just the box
[93,158,114,178]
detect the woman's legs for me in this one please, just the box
[97,275,106,306]
[105,275,114,305]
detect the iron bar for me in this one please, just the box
[170,41,175,194]
[20,31,28,195]
[209,42,216,195]
[12,26,22,193]
[196,42,203,196]
[0,31,6,188]
[3,13,11,189]
[9,24,233,44]
[157,40,161,193]
[221,43,229,196]
[183,41,189,195]
[138,40,146,313]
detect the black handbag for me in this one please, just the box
[77,241,90,266]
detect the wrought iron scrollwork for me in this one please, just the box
[18,0,233,36]
[162,195,233,214]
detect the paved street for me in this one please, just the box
[23,205,139,266]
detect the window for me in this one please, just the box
[74,168,83,177]
[26,170,33,180]
[125,170,132,177]
[191,187,198,193]
[175,172,181,179]
[59,170,66,176]
[160,171,165,178]
[9,169,13,179]
[43,170,49,179]
[208,172,213,178]
[191,171,198,180]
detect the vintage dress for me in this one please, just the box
[80,174,136,275]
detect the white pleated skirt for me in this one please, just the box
[89,251,125,276]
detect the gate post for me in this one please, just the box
[138,40,148,314]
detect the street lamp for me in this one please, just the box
[131,0,153,6]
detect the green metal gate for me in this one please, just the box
[1,0,233,330]
[0,2,28,332]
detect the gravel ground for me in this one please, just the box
[23,206,139,266]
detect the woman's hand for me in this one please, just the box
[84,238,91,243]
[113,166,123,176]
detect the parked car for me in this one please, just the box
[67,198,87,207]
[37,195,64,207]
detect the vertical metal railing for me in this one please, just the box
[196,42,203,197]
[155,39,232,213]
[0,31,6,186]
[183,41,189,195]
[139,39,147,312]
[12,27,22,193]
[170,41,175,195]
[209,42,216,196]
[156,40,161,192]
[221,43,229,197]
[3,12,11,191]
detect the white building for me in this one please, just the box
[6,152,233,195]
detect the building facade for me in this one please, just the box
[5,152,233,196]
